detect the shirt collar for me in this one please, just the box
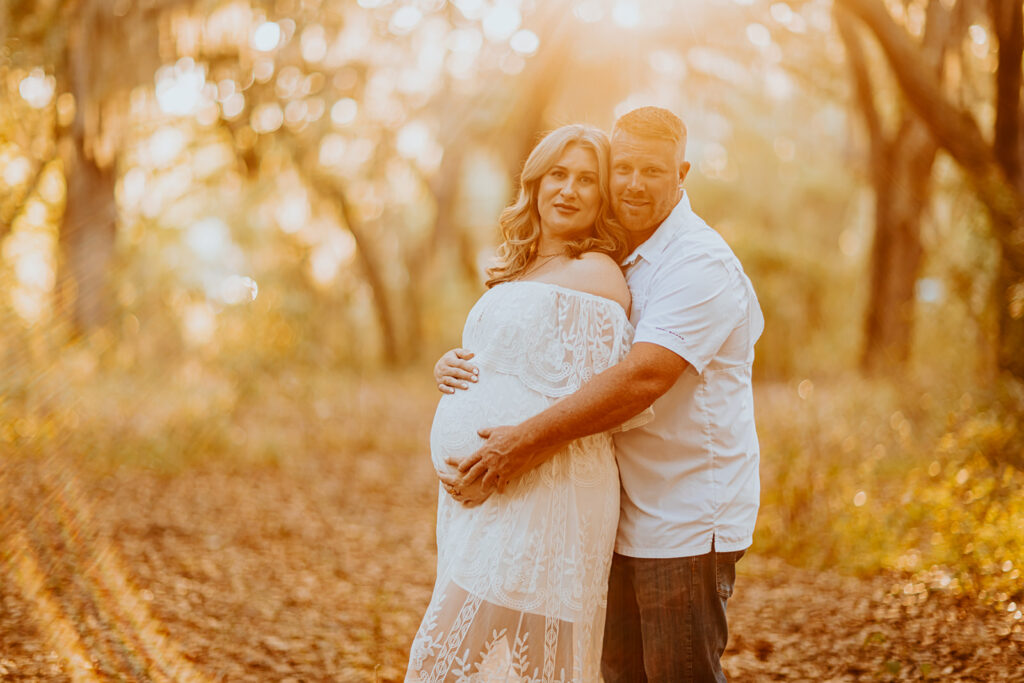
[621,192,695,267]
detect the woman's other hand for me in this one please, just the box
[434,348,479,394]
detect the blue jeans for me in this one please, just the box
[601,542,744,682]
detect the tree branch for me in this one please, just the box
[294,158,402,365]
[835,8,885,154]
[1,160,50,242]
[990,0,1023,187]
[835,0,1024,267]
[835,0,993,176]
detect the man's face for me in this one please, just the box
[610,131,690,247]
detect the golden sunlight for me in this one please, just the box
[2,0,1023,678]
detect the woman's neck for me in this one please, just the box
[535,236,570,257]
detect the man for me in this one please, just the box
[436,106,763,682]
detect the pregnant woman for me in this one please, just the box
[405,124,648,682]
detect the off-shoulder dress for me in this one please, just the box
[406,281,647,683]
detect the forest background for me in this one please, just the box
[1,0,1022,680]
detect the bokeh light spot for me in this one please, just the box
[510,30,540,55]
[148,127,187,168]
[612,1,642,28]
[275,194,311,234]
[448,28,483,54]
[155,61,206,116]
[454,0,486,20]
[797,379,814,400]
[389,6,423,35]
[186,217,231,259]
[915,277,944,304]
[301,24,328,62]
[769,3,794,25]
[222,92,245,119]
[19,69,56,109]
[3,157,32,187]
[746,23,772,48]
[251,21,282,52]
[251,102,284,133]
[331,98,358,126]
[482,3,522,42]
[319,133,348,167]
[182,302,217,346]
[219,275,259,304]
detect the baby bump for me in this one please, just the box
[429,370,550,472]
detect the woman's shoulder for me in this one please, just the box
[561,251,630,312]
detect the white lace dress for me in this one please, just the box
[407,280,645,683]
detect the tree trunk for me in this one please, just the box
[56,136,117,335]
[334,188,401,366]
[996,238,1024,378]
[400,140,468,362]
[836,0,1024,379]
[55,5,118,337]
[988,0,1024,377]
[836,8,939,374]
[294,139,403,365]
[861,123,937,373]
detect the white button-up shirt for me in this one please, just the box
[613,192,764,558]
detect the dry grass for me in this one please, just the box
[1,364,1022,680]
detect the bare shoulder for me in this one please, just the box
[561,252,631,312]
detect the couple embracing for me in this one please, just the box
[406,106,764,682]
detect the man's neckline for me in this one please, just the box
[621,192,694,267]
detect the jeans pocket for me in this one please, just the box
[715,554,738,600]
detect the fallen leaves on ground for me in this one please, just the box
[1,375,1020,681]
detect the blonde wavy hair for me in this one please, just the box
[485,124,628,288]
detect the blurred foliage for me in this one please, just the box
[1,0,877,377]
[756,373,1024,611]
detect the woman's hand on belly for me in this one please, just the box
[434,347,479,394]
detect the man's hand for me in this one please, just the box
[434,348,479,394]
[447,425,550,493]
[438,467,495,507]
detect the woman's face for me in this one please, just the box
[536,144,601,244]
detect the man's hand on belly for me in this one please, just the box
[438,467,494,507]
[450,425,558,493]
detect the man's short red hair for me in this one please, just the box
[612,106,687,146]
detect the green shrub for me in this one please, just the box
[755,374,1024,609]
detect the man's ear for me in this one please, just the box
[678,161,691,186]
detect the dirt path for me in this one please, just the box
[1,380,1021,681]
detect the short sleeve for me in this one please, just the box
[633,255,745,374]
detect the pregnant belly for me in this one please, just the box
[429,370,550,473]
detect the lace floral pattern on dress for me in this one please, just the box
[408,282,651,682]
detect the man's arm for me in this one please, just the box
[453,342,688,490]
